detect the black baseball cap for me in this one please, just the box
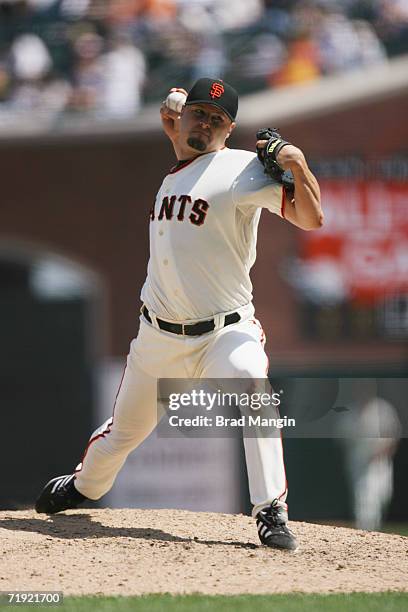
[185,77,238,121]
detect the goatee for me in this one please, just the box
[187,136,206,152]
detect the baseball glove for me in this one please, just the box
[256,127,295,195]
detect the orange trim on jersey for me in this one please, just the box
[278,434,288,503]
[261,339,288,504]
[249,317,268,371]
[75,427,112,473]
[281,186,286,219]
[248,317,287,506]
[265,354,269,377]
[169,148,228,174]
[276,396,288,502]
[75,363,127,473]
[169,158,196,174]
[250,318,266,346]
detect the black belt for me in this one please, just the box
[142,306,240,336]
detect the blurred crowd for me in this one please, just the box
[0,0,407,123]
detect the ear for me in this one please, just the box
[228,122,236,137]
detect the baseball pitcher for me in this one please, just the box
[35,78,323,551]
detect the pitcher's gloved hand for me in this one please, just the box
[256,127,295,195]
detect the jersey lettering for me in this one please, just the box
[177,195,192,221]
[153,195,210,226]
[158,195,177,220]
[189,198,209,226]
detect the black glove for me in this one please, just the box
[256,127,295,195]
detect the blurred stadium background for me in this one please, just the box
[0,0,407,530]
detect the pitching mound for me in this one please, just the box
[1,509,407,595]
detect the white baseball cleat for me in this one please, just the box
[256,500,298,550]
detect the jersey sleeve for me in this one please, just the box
[232,157,284,217]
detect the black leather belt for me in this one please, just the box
[142,305,240,336]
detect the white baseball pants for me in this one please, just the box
[74,307,288,517]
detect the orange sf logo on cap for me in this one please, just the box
[210,82,224,99]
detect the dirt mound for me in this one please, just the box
[1,509,407,595]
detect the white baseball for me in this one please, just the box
[165,91,187,114]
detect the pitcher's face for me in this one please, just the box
[179,103,236,154]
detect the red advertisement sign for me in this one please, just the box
[300,180,408,304]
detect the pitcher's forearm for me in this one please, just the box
[278,146,323,230]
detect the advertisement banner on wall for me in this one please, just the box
[298,180,408,303]
[286,177,408,339]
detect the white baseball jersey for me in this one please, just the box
[73,148,289,519]
[141,147,284,321]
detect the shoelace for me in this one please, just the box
[53,476,74,498]
[259,501,287,528]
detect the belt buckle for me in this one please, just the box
[181,323,186,335]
